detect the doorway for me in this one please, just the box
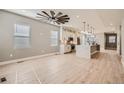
[104,33,117,50]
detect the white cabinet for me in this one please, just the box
[76,45,100,59]
[76,45,91,59]
[60,44,71,54]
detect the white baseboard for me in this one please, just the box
[0,52,59,66]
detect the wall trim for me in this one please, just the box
[0,52,59,66]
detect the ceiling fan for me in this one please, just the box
[36,10,70,25]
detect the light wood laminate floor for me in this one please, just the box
[0,50,124,84]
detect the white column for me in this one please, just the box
[121,19,124,66]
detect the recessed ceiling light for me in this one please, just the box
[110,23,113,26]
[81,31,84,33]
[76,15,79,18]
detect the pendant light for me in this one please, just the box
[92,27,94,34]
[83,22,86,32]
[87,24,89,33]
[90,26,92,33]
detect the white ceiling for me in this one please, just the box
[5,9,124,33]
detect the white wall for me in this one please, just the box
[116,26,121,55]
[0,10,60,62]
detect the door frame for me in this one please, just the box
[120,25,122,55]
[104,33,117,50]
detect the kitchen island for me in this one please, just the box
[76,44,100,59]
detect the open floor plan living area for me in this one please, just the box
[0,9,124,84]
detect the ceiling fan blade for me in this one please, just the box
[65,21,69,22]
[42,11,51,18]
[59,21,65,24]
[61,20,69,22]
[50,11,55,18]
[58,15,68,18]
[64,21,69,22]
[55,12,63,18]
[37,13,49,18]
[55,19,69,24]
[58,19,69,22]
[57,18,70,21]
[55,21,61,24]
[59,17,70,19]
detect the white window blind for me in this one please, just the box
[14,24,30,37]
[51,31,58,46]
[14,23,31,49]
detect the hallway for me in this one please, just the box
[0,50,124,84]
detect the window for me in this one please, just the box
[51,31,58,46]
[14,23,30,37]
[109,36,116,43]
[14,23,31,49]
